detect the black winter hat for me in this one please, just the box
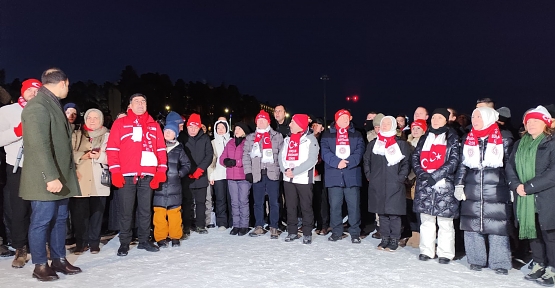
[432,108,450,122]
[234,122,252,136]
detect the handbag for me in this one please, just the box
[99,163,111,187]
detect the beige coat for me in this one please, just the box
[72,130,110,197]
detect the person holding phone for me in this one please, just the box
[69,108,110,255]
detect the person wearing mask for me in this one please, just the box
[454,107,513,275]
[243,110,284,239]
[20,68,82,281]
[179,114,214,235]
[506,106,555,285]
[321,109,365,244]
[0,78,41,267]
[364,116,411,251]
[153,122,190,248]
[209,119,231,230]
[221,123,252,236]
[107,93,168,256]
[279,114,319,244]
[70,109,111,255]
[411,108,460,264]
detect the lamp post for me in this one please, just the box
[225,108,232,127]
[320,75,329,125]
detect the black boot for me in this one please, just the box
[385,238,399,251]
[117,244,129,256]
[377,237,390,250]
[137,241,160,252]
[171,239,180,247]
[230,227,239,235]
[50,258,82,275]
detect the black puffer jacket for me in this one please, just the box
[412,128,460,218]
[178,129,214,189]
[455,133,514,236]
[153,143,191,208]
[364,137,411,215]
[506,134,555,231]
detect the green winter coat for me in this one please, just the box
[19,87,81,201]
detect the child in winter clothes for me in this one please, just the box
[209,119,231,230]
[220,122,252,236]
[153,122,191,247]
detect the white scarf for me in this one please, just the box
[372,116,405,166]
[462,107,504,169]
[250,126,274,163]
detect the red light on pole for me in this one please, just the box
[346,96,351,101]
[352,95,359,102]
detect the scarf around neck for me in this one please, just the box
[286,131,305,161]
[85,126,108,151]
[17,96,27,108]
[335,124,350,159]
[420,132,447,172]
[463,123,503,169]
[251,126,273,163]
[372,116,404,166]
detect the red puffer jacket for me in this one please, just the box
[107,109,167,176]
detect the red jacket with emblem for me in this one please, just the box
[107,110,167,176]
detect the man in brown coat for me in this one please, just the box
[20,68,82,281]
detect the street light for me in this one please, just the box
[224,108,232,127]
[320,75,329,125]
[285,113,290,118]
[165,105,170,111]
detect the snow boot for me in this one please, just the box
[117,244,129,256]
[12,246,28,268]
[438,257,450,264]
[230,227,239,235]
[157,240,169,248]
[526,262,547,281]
[303,236,312,244]
[377,237,390,250]
[195,227,208,234]
[171,239,180,247]
[270,227,279,239]
[351,237,361,244]
[137,241,160,252]
[249,226,266,237]
[419,254,431,261]
[494,268,508,275]
[237,228,248,236]
[385,238,399,251]
[328,234,342,242]
[470,264,483,271]
[537,267,555,287]
[285,234,299,242]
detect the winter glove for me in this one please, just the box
[150,171,167,189]
[454,185,466,201]
[245,173,253,183]
[223,158,236,168]
[13,122,22,137]
[112,173,125,188]
[420,173,436,187]
[188,168,204,179]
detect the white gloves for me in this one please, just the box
[454,185,466,201]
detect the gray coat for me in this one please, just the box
[242,128,283,183]
[20,87,81,201]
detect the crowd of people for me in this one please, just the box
[1,67,555,287]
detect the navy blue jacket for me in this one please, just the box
[320,123,365,188]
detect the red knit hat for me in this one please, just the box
[255,110,270,123]
[187,113,202,128]
[335,109,351,122]
[292,114,309,132]
[411,119,428,132]
[21,79,42,96]
[524,105,552,127]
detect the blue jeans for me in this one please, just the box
[252,175,280,228]
[328,187,361,237]
[29,198,69,264]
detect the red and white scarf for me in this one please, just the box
[128,110,158,167]
[462,107,503,169]
[372,116,404,166]
[335,125,350,159]
[420,132,447,172]
[251,127,273,163]
[17,96,27,108]
[286,132,302,161]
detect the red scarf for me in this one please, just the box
[465,124,502,146]
[376,133,397,148]
[254,131,272,150]
[17,96,27,108]
[83,124,93,131]
[286,132,302,161]
[420,133,447,172]
[335,124,350,146]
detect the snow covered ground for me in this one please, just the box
[0,229,534,288]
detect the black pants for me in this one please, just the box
[117,176,153,245]
[188,187,207,229]
[213,180,231,228]
[181,179,194,231]
[531,214,555,266]
[378,214,402,239]
[4,164,30,249]
[312,180,329,230]
[283,182,313,235]
[69,196,106,247]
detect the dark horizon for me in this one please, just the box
[3,1,555,123]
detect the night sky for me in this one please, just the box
[2,1,555,124]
